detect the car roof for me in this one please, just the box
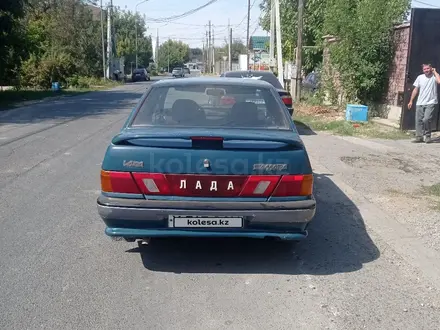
[152,77,274,88]
[223,70,276,77]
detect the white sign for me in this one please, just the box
[169,216,243,228]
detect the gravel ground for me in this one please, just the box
[301,129,440,253]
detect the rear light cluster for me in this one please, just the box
[101,170,313,197]
[281,95,293,107]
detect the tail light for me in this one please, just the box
[281,94,293,107]
[101,171,313,197]
[271,174,313,197]
[100,170,142,194]
[239,176,280,197]
[220,96,236,105]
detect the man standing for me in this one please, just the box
[408,63,440,143]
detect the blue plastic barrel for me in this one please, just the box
[345,104,368,122]
[51,82,60,92]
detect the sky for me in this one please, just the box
[110,0,440,49]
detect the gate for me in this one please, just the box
[401,8,440,131]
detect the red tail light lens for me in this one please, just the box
[239,175,280,197]
[102,172,313,197]
[272,174,313,197]
[132,173,171,195]
[220,96,236,105]
[100,170,142,194]
[281,95,292,106]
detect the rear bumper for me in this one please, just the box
[97,195,316,240]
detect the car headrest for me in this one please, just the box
[230,101,258,126]
[171,99,205,124]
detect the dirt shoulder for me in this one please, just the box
[301,123,440,254]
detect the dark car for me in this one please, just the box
[220,70,293,116]
[97,77,316,244]
[132,68,150,82]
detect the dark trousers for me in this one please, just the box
[415,104,436,138]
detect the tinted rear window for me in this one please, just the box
[130,84,290,129]
[224,72,283,89]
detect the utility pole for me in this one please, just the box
[100,0,106,79]
[106,0,112,79]
[208,21,212,73]
[246,0,251,70]
[212,27,215,74]
[205,30,209,73]
[293,0,304,101]
[274,0,284,85]
[269,0,275,71]
[229,26,232,71]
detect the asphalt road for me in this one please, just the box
[1,78,439,330]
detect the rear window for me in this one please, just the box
[134,69,144,74]
[224,72,284,89]
[130,84,290,130]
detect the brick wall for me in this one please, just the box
[385,24,410,107]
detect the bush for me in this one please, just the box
[151,70,158,76]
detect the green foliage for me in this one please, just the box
[0,0,154,88]
[260,0,410,105]
[157,40,191,72]
[323,0,410,103]
[215,39,247,62]
[0,0,27,85]
[113,7,153,72]
[259,0,327,73]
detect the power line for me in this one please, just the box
[412,0,440,8]
[145,0,220,23]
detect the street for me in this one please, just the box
[1,79,440,330]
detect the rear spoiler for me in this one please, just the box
[112,133,304,150]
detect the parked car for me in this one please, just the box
[132,68,150,82]
[172,67,185,78]
[183,67,190,75]
[97,77,316,244]
[220,70,294,116]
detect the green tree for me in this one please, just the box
[157,40,190,72]
[215,39,247,62]
[259,0,328,73]
[323,0,410,103]
[0,0,27,85]
[113,7,153,73]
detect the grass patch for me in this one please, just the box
[294,112,410,140]
[422,183,440,197]
[0,80,120,110]
[421,183,440,211]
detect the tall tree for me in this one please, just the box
[113,7,153,72]
[259,0,328,74]
[0,0,27,85]
[157,40,190,72]
[323,0,410,103]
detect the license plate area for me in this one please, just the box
[168,215,243,228]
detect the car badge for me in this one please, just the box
[203,159,210,168]
[123,160,144,168]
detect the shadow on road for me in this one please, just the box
[0,89,144,125]
[126,173,379,275]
